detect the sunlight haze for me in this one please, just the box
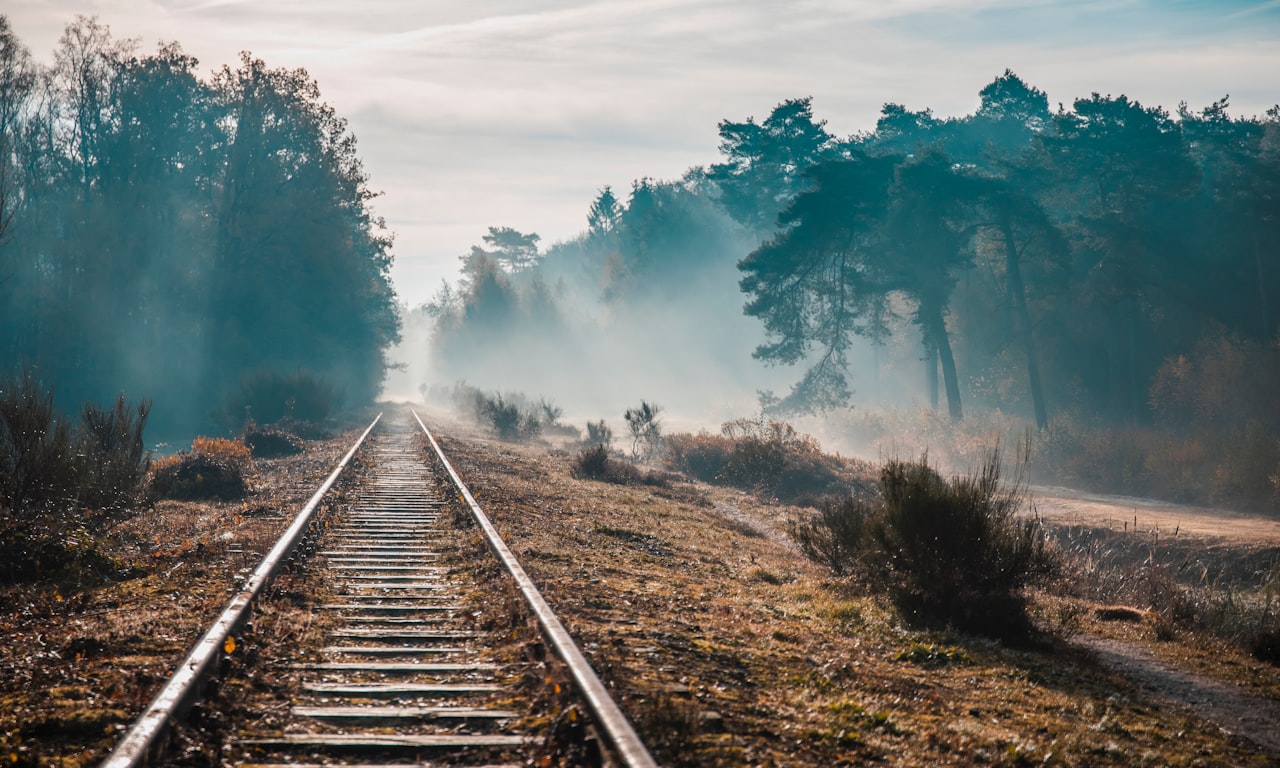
[7,1,1279,307]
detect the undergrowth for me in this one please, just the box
[666,415,873,506]
[571,444,669,487]
[0,372,151,584]
[789,448,1055,639]
[1050,524,1280,665]
[147,436,252,502]
[220,369,340,431]
[450,382,577,442]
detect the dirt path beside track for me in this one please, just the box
[1029,485,1280,545]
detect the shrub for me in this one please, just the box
[451,383,576,442]
[476,392,542,441]
[0,371,80,515]
[538,398,580,439]
[665,432,732,484]
[241,425,304,458]
[0,373,151,583]
[221,369,340,429]
[584,419,613,448]
[872,451,1054,637]
[624,401,663,461]
[78,395,152,521]
[787,495,874,577]
[665,415,870,506]
[571,444,668,487]
[789,448,1055,639]
[147,436,251,501]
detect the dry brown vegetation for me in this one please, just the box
[0,425,362,767]
[430,412,1280,767]
[4,406,1279,766]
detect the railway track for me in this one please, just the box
[103,409,657,768]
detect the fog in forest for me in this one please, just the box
[3,12,1278,512]
[0,17,399,442]
[389,79,1280,512]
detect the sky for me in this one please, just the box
[6,0,1279,308]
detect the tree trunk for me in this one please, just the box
[1258,233,1271,342]
[924,304,963,421]
[926,342,939,411]
[1000,217,1048,429]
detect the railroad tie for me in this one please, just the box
[227,414,529,767]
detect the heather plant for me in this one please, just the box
[790,447,1054,638]
[1,373,152,582]
[872,450,1053,636]
[584,419,613,448]
[571,444,668,487]
[146,436,252,501]
[78,395,152,521]
[666,415,869,505]
[787,495,873,577]
[0,371,80,515]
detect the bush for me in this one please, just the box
[665,415,871,506]
[147,436,251,501]
[0,372,80,515]
[624,401,663,460]
[571,444,668,487]
[584,419,613,448]
[78,395,152,520]
[872,451,1054,636]
[787,496,873,577]
[241,424,304,458]
[450,383,578,442]
[477,393,542,441]
[1,373,151,583]
[789,448,1055,639]
[221,369,341,429]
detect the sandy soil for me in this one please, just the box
[1024,484,1280,758]
[1030,485,1280,545]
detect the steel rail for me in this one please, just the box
[100,413,382,768]
[412,410,660,768]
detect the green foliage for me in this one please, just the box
[0,22,399,436]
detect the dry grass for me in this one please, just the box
[0,427,362,768]
[429,411,1280,766]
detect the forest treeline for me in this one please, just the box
[0,15,399,437]
[422,71,1280,509]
